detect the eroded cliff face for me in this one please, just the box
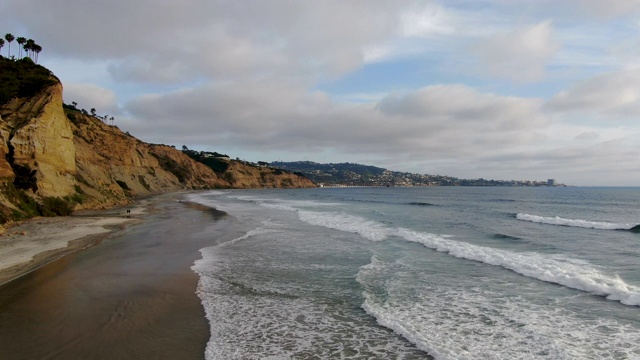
[0,83,75,197]
[224,161,316,188]
[68,110,231,209]
[0,78,315,223]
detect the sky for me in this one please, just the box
[2,0,640,186]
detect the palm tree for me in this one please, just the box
[32,44,42,63]
[23,42,32,59]
[4,34,14,57]
[16,37,26,58]
[0,39,4,56]
[25,39,35,59]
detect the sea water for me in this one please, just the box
[189,187,640,359]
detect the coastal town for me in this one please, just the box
[270,161,564,187]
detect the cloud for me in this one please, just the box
[124,83,550,164]
[575,131,599,140]
[5,0,407,84]
[400,2,455,37]
[566,0,640,18]
[472,20,560,82]
[63,83,120,115]
[544,68,640,117]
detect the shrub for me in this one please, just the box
[0,57,58,105]
[222,172,235,183]
[199,157,230,174]
[39,197,74,216]
[150,153,188,183]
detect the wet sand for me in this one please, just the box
[0,193,232,360]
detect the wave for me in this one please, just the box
[298,211,390,242]
[516,213,638,230]
[221,195,640,306]
[407,202,435,206]
[394,228,640,306]
[292,209,640,306]
[357,258,640,359]
[493,233,524,241]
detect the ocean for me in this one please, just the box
[188,187,640,360]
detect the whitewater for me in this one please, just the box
[189,186,640,359]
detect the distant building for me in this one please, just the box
[547,179,556,186]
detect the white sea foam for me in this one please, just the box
[516,213,637,230]
[268,200,640,306]
[358,258,640,360]
[217,224,277,248]
[395,227,640,306]
[297,210,390,242]
[232,196,391,242]
[230,195,344,208]
[195,275,423,360]
[292,208,640,306]
[193,234,425,359]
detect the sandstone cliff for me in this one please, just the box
[0,62,315,224]
[223,161,316,188]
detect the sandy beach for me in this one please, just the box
[0,193,229,359]
[0,205,145,286]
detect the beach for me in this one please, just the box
[0,193,227,360]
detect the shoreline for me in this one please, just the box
[0,191,225,359]
[0,202,146,286]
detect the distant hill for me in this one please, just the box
[270,161,555,187]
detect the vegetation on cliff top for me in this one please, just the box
[0,56,57,106]
[1,33,42,62]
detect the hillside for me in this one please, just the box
[182,150,314,189]
[271,161,555,187]
[0,58,315,226]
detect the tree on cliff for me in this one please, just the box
[32,44,42,63]
[23,41,32,59]
[16,37,26,58]
[0,39,4,56]
[23,39,40,61]
[4,33,14,57]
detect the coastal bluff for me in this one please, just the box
[0,61,315,225]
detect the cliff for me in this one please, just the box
[0,60,315,224]
[223,161,317,188]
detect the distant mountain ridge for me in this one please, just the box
[271,161,557,187]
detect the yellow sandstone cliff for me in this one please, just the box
[0,76,315,223]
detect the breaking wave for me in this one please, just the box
[516,213,638,230]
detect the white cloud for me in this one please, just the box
[545,68,640,117]
[400,2,455,37]
[124,83,550,165]
[5,0,407,84]
[63,83,120,115]
[472,20,560,82]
